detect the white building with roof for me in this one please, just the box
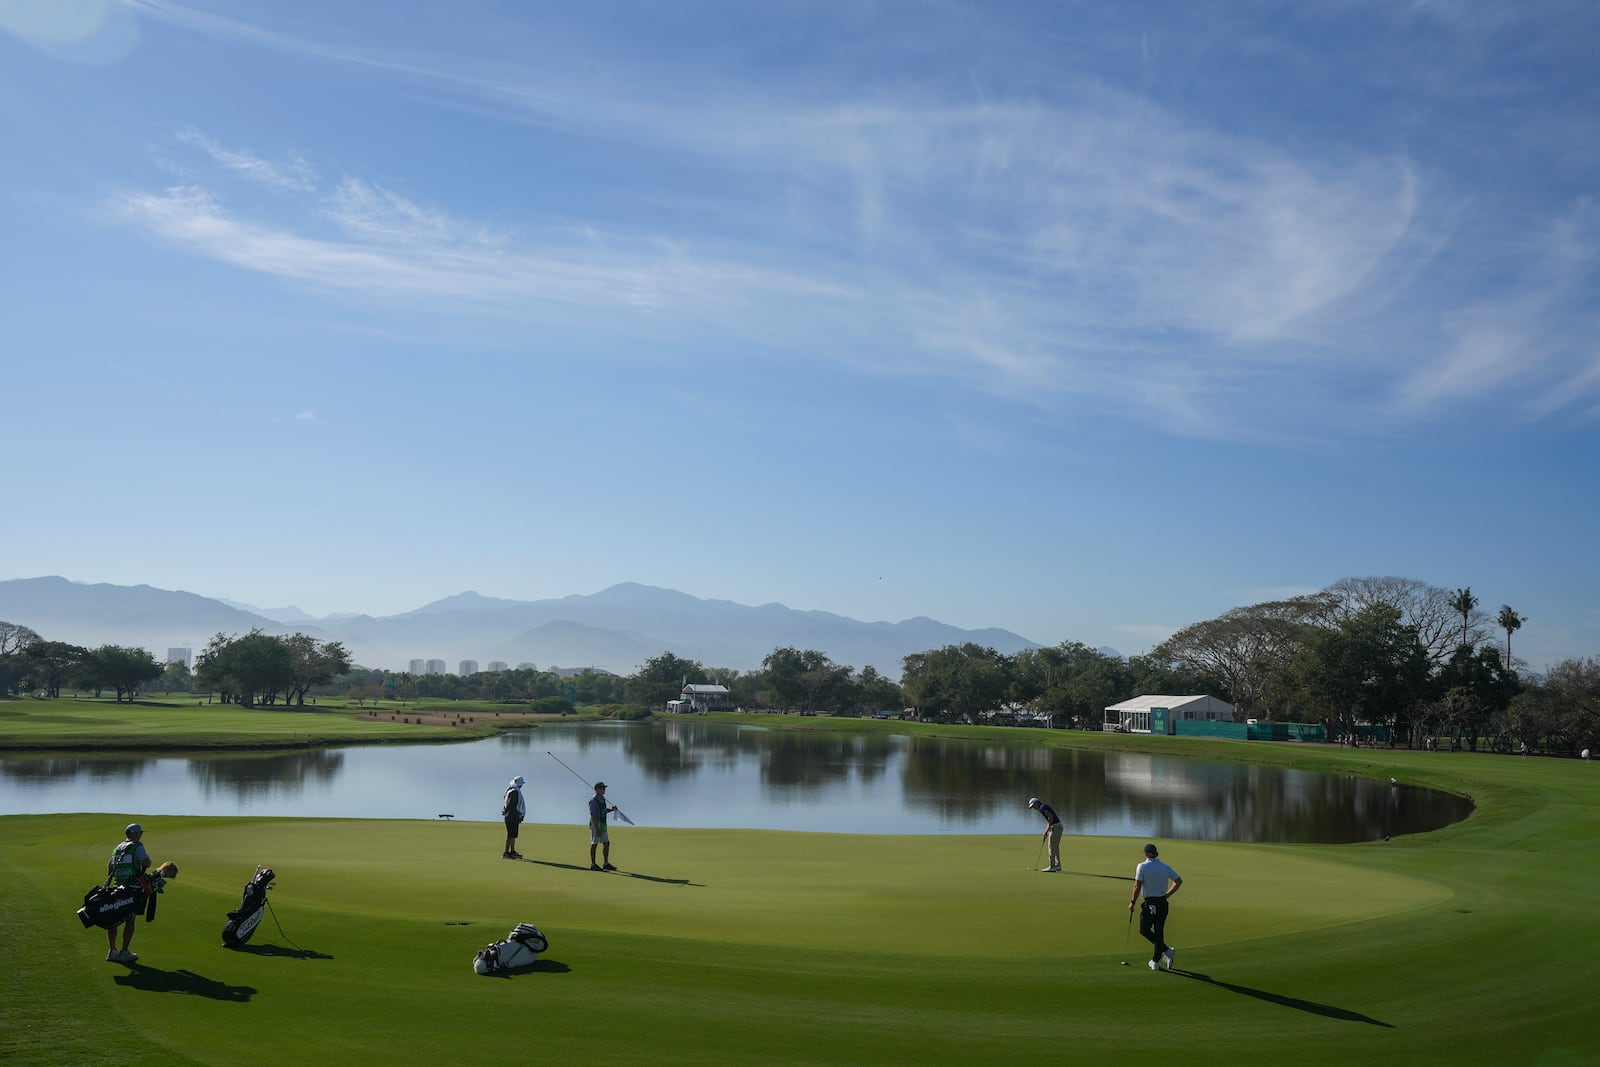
[1103,694,1234,735]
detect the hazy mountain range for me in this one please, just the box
[0,576,1054,678]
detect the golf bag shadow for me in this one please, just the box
[222,866,276,946]
[473,923,549,975]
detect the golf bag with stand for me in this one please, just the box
[78,862,178,929]
[222,866,276,946]
[473,923,548,974]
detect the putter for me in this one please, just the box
[1032,838,1045,871]
[1121,909,1133,965]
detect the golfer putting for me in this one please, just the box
[1129,842,1182,971]
[1026,797,1063,872]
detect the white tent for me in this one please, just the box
[1103,694,1234,734]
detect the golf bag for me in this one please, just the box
[77,881,146,929]
[473,923,548,974]
[222,866,276,946]
[77,862,177,930]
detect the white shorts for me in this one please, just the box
[590,827,609,845]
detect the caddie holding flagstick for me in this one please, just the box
[588,781,619,871]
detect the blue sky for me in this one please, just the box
[3,0,1597,671]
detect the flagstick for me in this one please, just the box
[546,751,635,824]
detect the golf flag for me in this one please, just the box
[615,808,636,826]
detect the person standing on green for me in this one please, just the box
[502,775,527,859]
[105,822,150,963]
[1130,842,1183,971]
[588,781,617,871]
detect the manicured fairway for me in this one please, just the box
[3,736,1594,1065]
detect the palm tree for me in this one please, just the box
[1497,605,1524,670]
[1449,587,1477,648]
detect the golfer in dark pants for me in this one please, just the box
[1129,842,1182,971]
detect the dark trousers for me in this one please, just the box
[1139,896,1170,960]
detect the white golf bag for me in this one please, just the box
[473,923,548,974]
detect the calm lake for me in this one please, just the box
[0,720,1472,842]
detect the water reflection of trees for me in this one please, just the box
[0,757,154,783]
[571,721,897,789]
[185,751,345,800]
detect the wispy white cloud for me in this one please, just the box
[105,3,1600,440]
[175,130,316,192]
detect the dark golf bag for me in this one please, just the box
[78,864,175,930]
[222,866,275,946]
[77,881,146,929]
[473,923,548,974]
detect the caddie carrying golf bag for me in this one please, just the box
[222,866,275,946]
[473,923,548,974]
[78,861,178,930]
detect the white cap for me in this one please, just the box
[1026,798,1039,808]
[511,776,526,788]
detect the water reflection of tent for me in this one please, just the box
[1103,695,1234,735]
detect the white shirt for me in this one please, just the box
[1135,857,1180,898]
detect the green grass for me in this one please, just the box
[0,695,568,748]
[2,718,1594,1065]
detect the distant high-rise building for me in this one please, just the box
[166,647,192,668]
[425,659,446,675]
[408,659,425,675]
[516,661,537,671]
[459,660,479,676]
[486,661,509,672]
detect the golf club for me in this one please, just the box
[1120,908,1133,965]
[1032,837,1045,871]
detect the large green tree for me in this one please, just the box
[22,640,89,697]
[1011,642,1131,726]
[1326,576,1478,666]
[625,652,708,707]
[0,620,42,697]
[194,630,295,707]
[761,647,850,713]
[900,643,1011,724]
[282,633,353,705]
[1432,644,1520,752]
[1150,594,1332,720]
[82,645,166,703]
[1292,603,1433,741]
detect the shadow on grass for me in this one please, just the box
[479,958,572,979]
[113,966,256,1001]
[224,942,333,960]
[528,859,701,886]
[1175,970,1393,1027]
[1060,869,1135,883]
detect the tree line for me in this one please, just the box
[1,575,1594,754]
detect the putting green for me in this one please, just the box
[58,819,1446,958]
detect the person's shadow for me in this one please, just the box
[1174,970,1392,1027]
[528,859,702,886]
[113,966,256,1002]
